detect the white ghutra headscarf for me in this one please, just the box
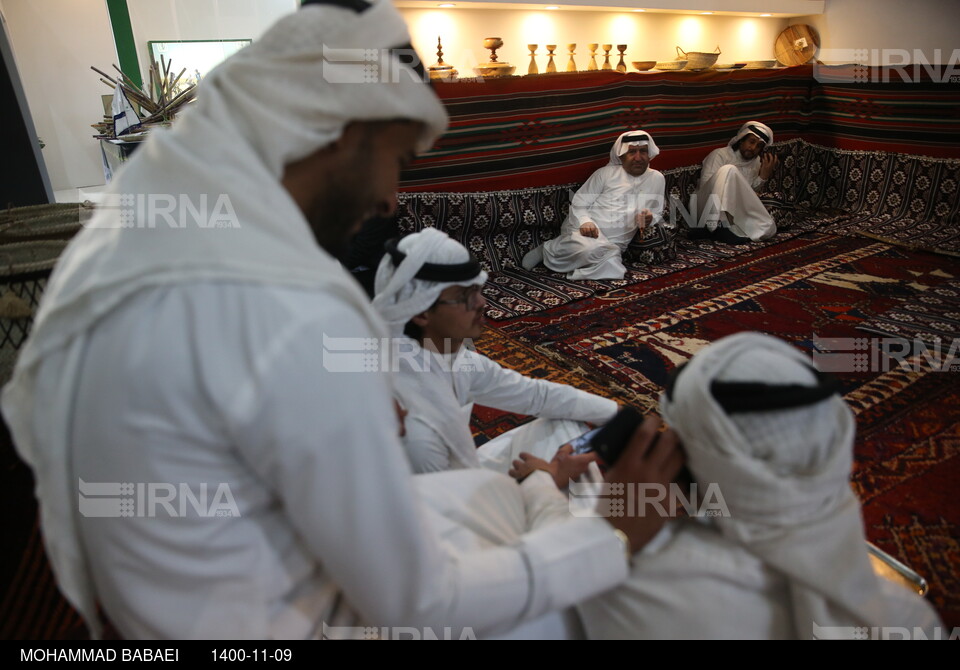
[660,332,932,637]
[372,228,488,469]
[608,129,661,164]
[1,0,448,637]
[729,121,774,148]
[372,228,487,338]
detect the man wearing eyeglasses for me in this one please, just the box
[373,228,618,474]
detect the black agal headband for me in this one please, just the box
[664,361,841,414]
[621,133,649,145]
[746,124,770,144]
[301,0,372,12]
[385,238,482,282]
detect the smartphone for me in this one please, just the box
[588,406,644,466]
[568,426,603,454]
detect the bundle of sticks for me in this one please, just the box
[91,55,198,137]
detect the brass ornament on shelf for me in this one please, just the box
[528,44,538,74]
[616,44,628,73]
[545,45,557,73]
[587,43,599,71]
[484,36,504,61]
[474,37,516,78]
[601,44,613,71]
[566,44,577,72]
[427,36,458,81]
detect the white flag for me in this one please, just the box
[111,82,142,136]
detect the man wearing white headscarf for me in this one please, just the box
[693,121,779,243]
[523,131,666,280]
[2,0,680,640]
[373,228,617,474]
[578,332,942,639]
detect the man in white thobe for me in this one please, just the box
[693,121,779,243]
[373,228,617,474]
[523,131,666,280]
[1,0,682,640]
[577,332,943,639]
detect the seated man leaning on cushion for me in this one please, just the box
[372,227,618,474]
[522,130,666,280]
[691,121,779,244]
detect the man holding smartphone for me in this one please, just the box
[692,121,779,244]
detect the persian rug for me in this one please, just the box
[479,233,960,628]
[858,278,960,352]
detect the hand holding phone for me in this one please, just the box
[759,149,779,180]
[588,406,644,466]
[602,414,686,554]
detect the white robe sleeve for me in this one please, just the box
[402,415,454,473]
[642,171,667,226]
[568,168,610,228]
[699,148,727,186]
[520,471,578,529]
[461,350,618,425]
[232,307,626,633]
[746,161,765,191]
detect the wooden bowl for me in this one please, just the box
[632,60,656,71]
[743,60,777,69]
[473,63,516,78]
[655,60,687,70]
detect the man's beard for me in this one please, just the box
[308,173,374,259]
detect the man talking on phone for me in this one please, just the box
[692,121,779,244]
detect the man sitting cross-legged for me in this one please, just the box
[372,228,618,474]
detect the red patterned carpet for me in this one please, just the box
[478,232,960,628]
[3,230,956,637]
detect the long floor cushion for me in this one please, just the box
[397,139,960,318]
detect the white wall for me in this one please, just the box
[800,0,959,64]
[3,0,956,193]
[0,0,296,194]
[397,8,790,71]
[1,0,118,192]
[126,0,296,86]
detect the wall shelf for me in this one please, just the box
[393,1,824,17]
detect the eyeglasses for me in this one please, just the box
[435,285,484,311]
